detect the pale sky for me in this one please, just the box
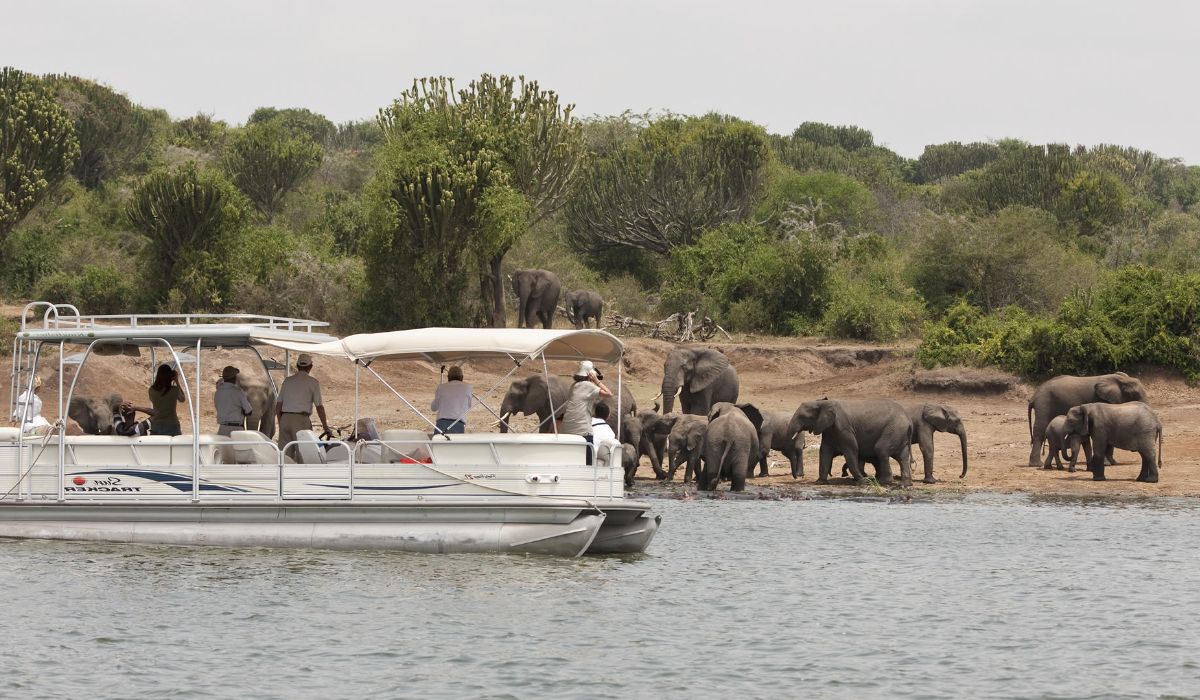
[4,0,1197,163]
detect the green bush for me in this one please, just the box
[34,264,138,315]
[661,223,833,334]
[756,166,880,236]
[0,315,16,355]
[917,267,1200,380]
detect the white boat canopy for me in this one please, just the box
[256,328,625,364]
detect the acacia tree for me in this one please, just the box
[565,113,770,256]
[224,119,322,222]
[0,67,79,243]
[247,107,336,144]
[378,75,585,326]
[127,162,247,307]
[46,74,156,189]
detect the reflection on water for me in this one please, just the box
[3,496,1199,699]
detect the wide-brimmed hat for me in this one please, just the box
[222,365,240,382]
[33,376,43,389]
[574,360,596,378]
[297,353,313,368]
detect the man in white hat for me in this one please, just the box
[560,360,612,465]
[276,353,330,455]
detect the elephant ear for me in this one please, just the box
[736,402,764,434]
[691,350,730,392]
[686,426,705,452]
[525,377,550,416]
[1094,378,1122,403]
[1067,406,1090,435]
[813,402,838,433]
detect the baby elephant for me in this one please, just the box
[1063,402,1162,482]
[1043,415,1085,472]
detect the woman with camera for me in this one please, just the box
[147,364,186,436]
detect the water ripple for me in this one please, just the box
[1,498,1199,697]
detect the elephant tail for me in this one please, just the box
[1157,425,1163,470]
[1027,401,1034,441]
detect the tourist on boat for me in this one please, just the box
[12,375,50,433]
[591,401,616,443]
[214,365,253,436]
[561,361,612,465]
[113,400,153,437]
[148,364,185,436]
[431,365,472,434]
[276,353,330,454]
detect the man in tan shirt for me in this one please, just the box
[276,353,331,455]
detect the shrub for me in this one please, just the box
[661,223,833,334]
[0,315,16,355]
[756,166,880,236]
[34,264,138,315]
[917,267,1200,381]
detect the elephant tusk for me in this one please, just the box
[650,391,663,402]
[674,387,682,398]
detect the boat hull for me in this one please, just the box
[0,499,656,556]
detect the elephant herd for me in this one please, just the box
[510,268,603,330]
[499,344,1167,491]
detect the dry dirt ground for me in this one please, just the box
[4,321,1198,498]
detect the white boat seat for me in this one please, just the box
[380,429,432,462]
[0,427,20,442]
[294,430,327,464]
[594,439,622,469]
[228,430,282,466]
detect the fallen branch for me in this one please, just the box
[603,310,731,343]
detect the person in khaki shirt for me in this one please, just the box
[276,353,330,455]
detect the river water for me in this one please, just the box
[2,495,1198,699]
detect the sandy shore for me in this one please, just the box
[4,332,1198,498]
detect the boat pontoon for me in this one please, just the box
[1,302,659,556]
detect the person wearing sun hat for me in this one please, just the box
[214,365,253,437]
[13,375,50,433]
[276,353,330,454]
[560,360,612,465]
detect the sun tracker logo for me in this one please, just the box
[65,476,142,492]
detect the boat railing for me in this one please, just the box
[0,434,622,502]
[18,301,329,333]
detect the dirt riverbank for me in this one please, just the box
[3,316,1197,498]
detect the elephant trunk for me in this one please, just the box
[957,427,969,479]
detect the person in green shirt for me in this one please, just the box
[148,364,186,436]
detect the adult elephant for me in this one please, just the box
[906,403,968,483]
[702,402,763,492]
[756,409,805,478]
[564,290,603,330]
[622,409,670,479]
[665,414,708,483]
[68,395,123,435]
[659,347,739,416]
[789,399,913,486]
[498,375,635,434]
[1063,401,1162,482]
[511,269,562,329]
[237,377,276,438]
[1027,372,1148,467]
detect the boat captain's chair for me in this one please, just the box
[293,429,348,464]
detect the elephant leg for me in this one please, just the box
[919,434,936,483]
[1043,447,1055,470]
[1029,418,1049,467]
[1136,449,1158,483]
[871,447,895,485]
[817,444,834,484]
[1089,440,1108,481]
[1105,444,1116,466]
[1082,439,1093,472]
[731,454,748,492]
[899,445,914,487]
